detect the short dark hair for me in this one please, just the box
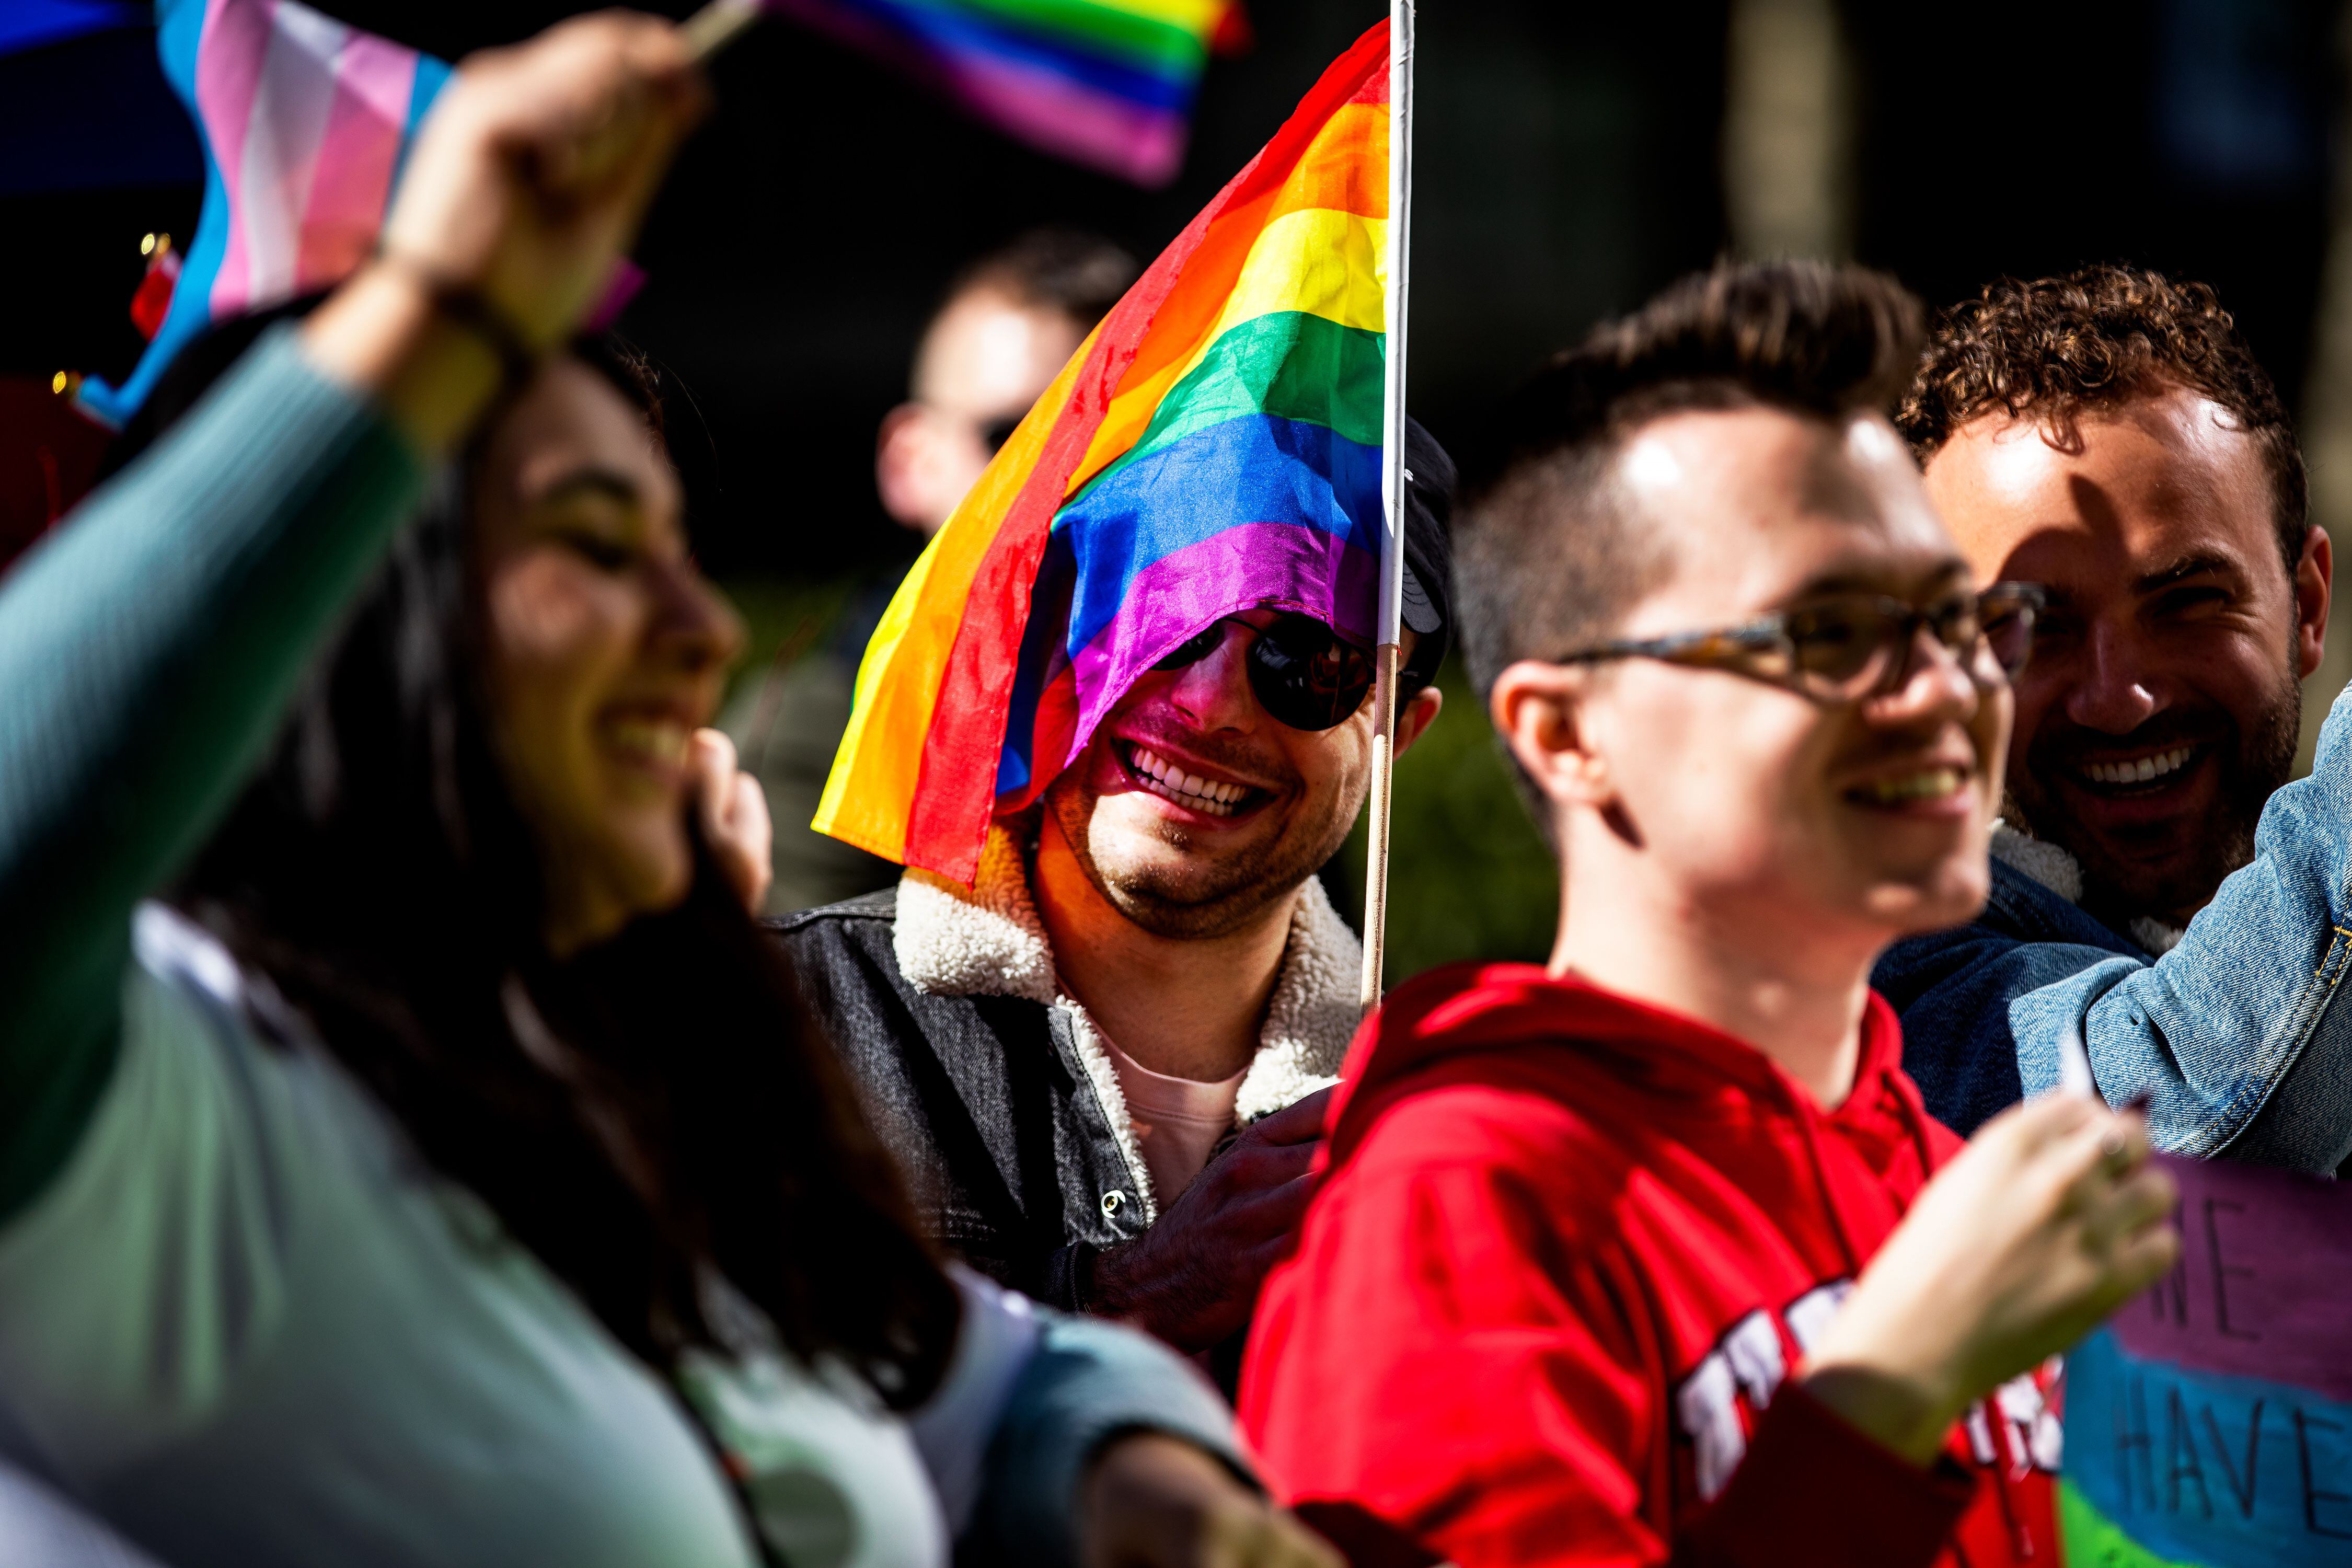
[1899,263,2306,577]
[945,226,1139,335]
[1456,259,1925,712]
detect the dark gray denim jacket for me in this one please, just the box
[767,825,1358,1308]
[1877,687,2352,1173]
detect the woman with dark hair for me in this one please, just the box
[0,15,1332,1568]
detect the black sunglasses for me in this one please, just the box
[1548,583,2046,703]
[1152,613,1376,731]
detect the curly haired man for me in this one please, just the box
[1874,263,2352,1172]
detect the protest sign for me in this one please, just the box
[2063,1152,2352,1566]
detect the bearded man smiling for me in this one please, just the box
[772,426,1455,1378]
[1875,265,2352,1172]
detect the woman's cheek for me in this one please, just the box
[484,554,645,816]
[489,552,625,673]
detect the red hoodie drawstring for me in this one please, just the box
[1783,1079,1865,1277]
[1799,1070,2040,1561]
[1883,1073,2043,1558]
[1982,1393,2035,1559]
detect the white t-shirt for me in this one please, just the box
[1099,1036,1247,1205]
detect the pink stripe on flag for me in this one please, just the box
[228,0,347,313]
[294,33,417,292]
[195,0,276,316]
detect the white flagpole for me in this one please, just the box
[1359,0,1413,1014]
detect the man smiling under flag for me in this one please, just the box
[784,11,1444,1375]
[815,13,1410,892]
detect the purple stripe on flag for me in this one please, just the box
[294,31,414,291]
[1060,521,1377,771]
[194,0,273,316]
[2108,1152,2352,1404]
[944,48,1185,186]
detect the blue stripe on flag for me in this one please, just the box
[76,0,221,426]
[1050,412,1383,658]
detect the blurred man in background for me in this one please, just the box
[1876,264,2352,1172]
[724,228,1137,912]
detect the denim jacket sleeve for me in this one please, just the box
[2007,685,2352,1171]
[1874,904,2127,1138]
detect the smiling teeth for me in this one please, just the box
[1126,743,1248,816]
[609,718,689,766]
[2081,746,2194,786]
[1864,768,1962,804]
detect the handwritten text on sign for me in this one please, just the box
[2066,1153,2352,1567]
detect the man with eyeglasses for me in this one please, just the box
[770,424,1453,1374]
[1872,264,2352,1174]
[1239,260,2174,1568]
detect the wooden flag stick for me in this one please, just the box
[681,0,764,63]
[1359,0,1414,1015]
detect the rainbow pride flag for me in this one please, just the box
[2060,1153,2352,1566]
[815,19,1390,883]
[764,0,1231,186]
[76,0,450,427]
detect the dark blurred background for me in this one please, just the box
[6,0,2348,977]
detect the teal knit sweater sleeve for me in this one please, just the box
[0,327,426,1221]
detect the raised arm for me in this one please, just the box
[0,12,704,1220]
[2010,683,2352,1169]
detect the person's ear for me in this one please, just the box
[1392,683,1443,756]
[1490,660,1610,812]
[875,402,951,535]
[2295,522,2331,679]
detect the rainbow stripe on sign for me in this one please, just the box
[2060,1154,2352,1566]
[763,0,1230,187]
[814,19,1388,882]
[76,0,449,426]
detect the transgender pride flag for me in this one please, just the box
[76,0,449,426]
[2062,1153,2352,1566]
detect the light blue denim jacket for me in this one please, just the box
[1876,685,2352,1174]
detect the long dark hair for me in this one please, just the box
[130,308,959,1405]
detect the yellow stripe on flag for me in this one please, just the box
[1072,207,1386,489]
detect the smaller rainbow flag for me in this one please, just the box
[76,0,450,427]
[763,0,1232,187]
[815,19,1391,882]
[2061,1153,2352,1566]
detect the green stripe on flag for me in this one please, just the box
[2059,1480,2218,1568]
[898,0,1210,74]
[1109,310,1385,484]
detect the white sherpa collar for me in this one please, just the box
[1989,820,2182,955]
[1989,819,2082,903]
[892,820,1361,1217]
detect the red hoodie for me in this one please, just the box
[1238,963,2059,1568]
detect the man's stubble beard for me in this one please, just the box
[1044,771,1364,941]
[2010,656,2300,929]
